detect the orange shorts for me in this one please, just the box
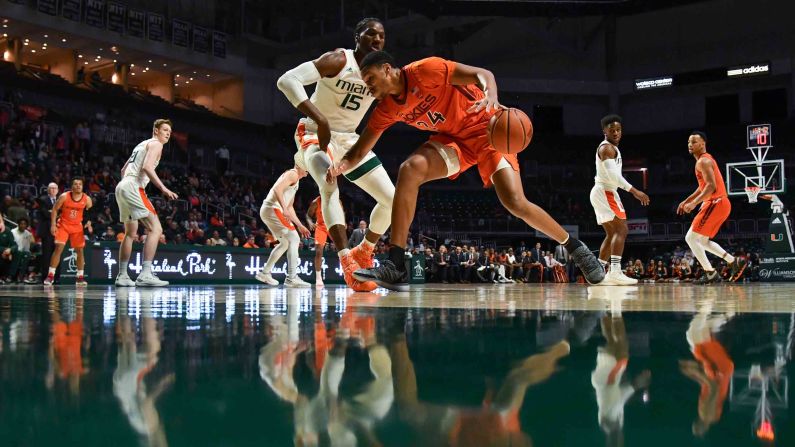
[315,224,328,246]
[55,225,85,248]
[691,197,731,238]
[427,128,519,188]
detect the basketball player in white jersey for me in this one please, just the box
[114,119,178,287]
[276,17,394,292]
[590,115,650,285]
[256,155,312,287]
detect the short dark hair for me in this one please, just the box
[354,17,382,36]
[17,217,28,225]
[601,114,622,129]
[690,130,707,144]
[360,50,397,72]
[71,177,84,185]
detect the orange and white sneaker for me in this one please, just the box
[350,243,375,269]
[340,252,377,292]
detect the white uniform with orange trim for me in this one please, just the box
[259,176,300,237]
[116,138,159,222]
[287,48,394,236]
[590,140,627,224]
[294,49,377,167]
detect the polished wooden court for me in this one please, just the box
[1,282,793,314]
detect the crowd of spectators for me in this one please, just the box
[416,240,763,284]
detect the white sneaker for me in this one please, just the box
[115,275,136,287]
[605,269,638,285]
[285,275,311,288]
[135,272,169,287]
[256,271,279,286]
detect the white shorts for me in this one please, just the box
[590,185,626,224]
[259,203,295,238]
[115,178,156,223]
[294,119,380,179]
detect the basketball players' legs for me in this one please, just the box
[119,220,138,264]
[139,213,163,262]
[314,242,325,274]
[304,145,348,249]
[348,163,395,243]
[600,217,628,262]
[491,166,569,243]
[49,243,66,269]
[686,199,732,275]
[389,143,452,250]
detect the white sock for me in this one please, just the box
[77,270,84,277]
[703,240,735,264]
[48,267,56,275]
[142,261,153,274]
[338,248,350,259]
[316,270,322,278]
[610,255,621,273]
[599,259,608,268]
[119,261,128,275]
[361,239,375,249]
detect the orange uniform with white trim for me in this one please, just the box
[55,192,88,248]
[691,153,731,238]
[365,57,519,188]
[311,196,328,245]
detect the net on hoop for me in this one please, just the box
[745,186,761,203]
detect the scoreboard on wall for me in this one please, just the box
[747,124,771,148]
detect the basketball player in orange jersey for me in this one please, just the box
[306,196,329,287]
[44,178,92,286]
[678,131,741,284]
[591,115,650,285]
[327,51,605,291]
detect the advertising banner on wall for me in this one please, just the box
[627,218,649,235]
[758,255,795,282]
[88,244,425,285]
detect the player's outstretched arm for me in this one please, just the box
[142,141,178,200]
[277,51,347,153]
[328,126,383,182]
[450,62,501,113]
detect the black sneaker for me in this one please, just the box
[568,240,606,285]
[353,260,409,292]
[729,258,746,282]
[694,270,721,285]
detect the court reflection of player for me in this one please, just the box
[588,287,651,447]
[680,302,734,437]
[389,319,569,447]
[258,289,394,446]
[113,289,174,446]
[46,288,88,395]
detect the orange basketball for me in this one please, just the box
[488,108,533,154]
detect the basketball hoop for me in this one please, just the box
[745,186,761,203]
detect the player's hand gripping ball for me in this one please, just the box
[488,108,533,154]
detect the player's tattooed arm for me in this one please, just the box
[450,62,502,113]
